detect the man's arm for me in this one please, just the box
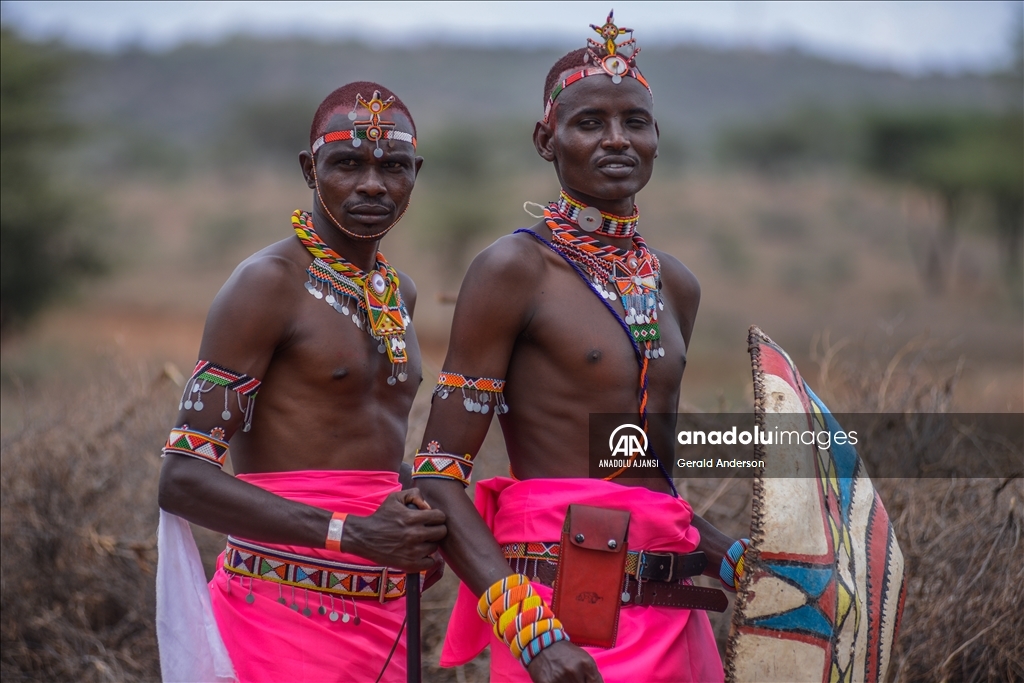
[416,234,603,683]
[158,250,444,571]
[658,251,735,576]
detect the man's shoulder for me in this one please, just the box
[466,227,549,283]
[226,238,308,293]
[651,247,700,298]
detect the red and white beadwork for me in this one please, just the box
[178,360,261,432]
[555,191,639,238]
[163,425,230,468]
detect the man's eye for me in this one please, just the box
[578,119,601,128]
[628,118,651,127]
[336,159,358,167]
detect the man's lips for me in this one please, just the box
[347,204,393,223]
[596,155,637,178]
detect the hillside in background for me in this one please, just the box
[64,38,1020,158]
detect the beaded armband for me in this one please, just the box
[478,575,568,669]
[433,371,509,415]
[411,441,474,487]
[178,360,262,432]
[719,538,751,592]
[163,425,230,468]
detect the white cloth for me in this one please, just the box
[157,510,237,683]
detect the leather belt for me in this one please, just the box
[530,561,727,612]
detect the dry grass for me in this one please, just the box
[1,341,1020,682]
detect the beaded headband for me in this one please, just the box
[312,90,417,158]
[543,10,652,124]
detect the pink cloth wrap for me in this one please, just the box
[441,477,724,683]
[208,470,406,683]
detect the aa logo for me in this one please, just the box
[608,424,647,458]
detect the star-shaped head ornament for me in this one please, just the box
[543,9,651,123]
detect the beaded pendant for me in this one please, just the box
[546,204,665,359]
[293,210,411,385]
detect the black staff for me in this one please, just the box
[406,502,422,683]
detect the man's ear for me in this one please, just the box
[533,120,556,163]
[654,119,660,160]
[414,156,424,178]
[299,151,316,189]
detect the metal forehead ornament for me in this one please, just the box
[348,90,396,158]
[586,10,639,84]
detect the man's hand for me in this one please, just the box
[341,489,446,572]
[423,551,446,590]
[527,642,603,683]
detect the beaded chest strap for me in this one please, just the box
[293,210,410,385]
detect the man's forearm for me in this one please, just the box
[418,478,513,595]
[158,454,332,548]
[691,513,734,579]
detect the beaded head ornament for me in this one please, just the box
[543,10,652,124]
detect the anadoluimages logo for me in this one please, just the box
[608,424,647,459]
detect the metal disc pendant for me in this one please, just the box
[578,207,602,232]
[480,404,490,414]
[463,397,473,411]
[303,607,312,617]
[373,147,384,158]
[341,305,350,315]
[387,376,397,386]
[291,603,300,612]
[621,591,631,603]
[222,410,231,420]
[398,372,408,382]
[351,135,361,148]
[342,613,351,623]
[184,400,193,409]
[318,606,327,616]
[277,596,287,605]
[612,74,622,84]
[304,281,314,292]
[325,294,336,305]
[348,111,357,121]
[194,401,204,411]
[329,611,339,622]
[313,289,323,300]
[378,343,386,353]
[354,616,361,625]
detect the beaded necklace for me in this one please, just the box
[545,202,665,360]
[292,210,410,385]
[555,191,639,238]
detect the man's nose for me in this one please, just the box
[602,120,631,151]
[356,167,387,197]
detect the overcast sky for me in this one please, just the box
[2,1,1020,74]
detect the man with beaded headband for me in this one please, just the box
[413,12,747,683]
[156,81,446,683]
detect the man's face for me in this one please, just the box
[301,110,421,238]
[536,74,658,201]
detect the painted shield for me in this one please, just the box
[726,326,907,683]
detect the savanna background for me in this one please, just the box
[1,3,1022,681]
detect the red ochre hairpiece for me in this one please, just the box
[543,10,651,124]
[311,90,417,157]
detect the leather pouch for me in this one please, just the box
[552,505,630,648]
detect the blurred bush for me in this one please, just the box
[0,29,104,332]
[217,94,318,168]
[716,107,860,174]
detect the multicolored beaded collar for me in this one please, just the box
[555,191,639,238]
[546,202,664,360]
[543,11,652,124]
[292,210,411,385]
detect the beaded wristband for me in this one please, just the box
[499,598,545,639]
[719,538,751,592]
[325,512,348,553]
[489,583,535,625]
[478,574,531,620]
[511,617,562,660]
[520,629,569,668]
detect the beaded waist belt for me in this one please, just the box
[223,537,406,602]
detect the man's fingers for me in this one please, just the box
[398,488,431,510]
[406,508,447,526]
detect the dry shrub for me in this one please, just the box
[815,336,1024,683]
[1,363,177,682]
